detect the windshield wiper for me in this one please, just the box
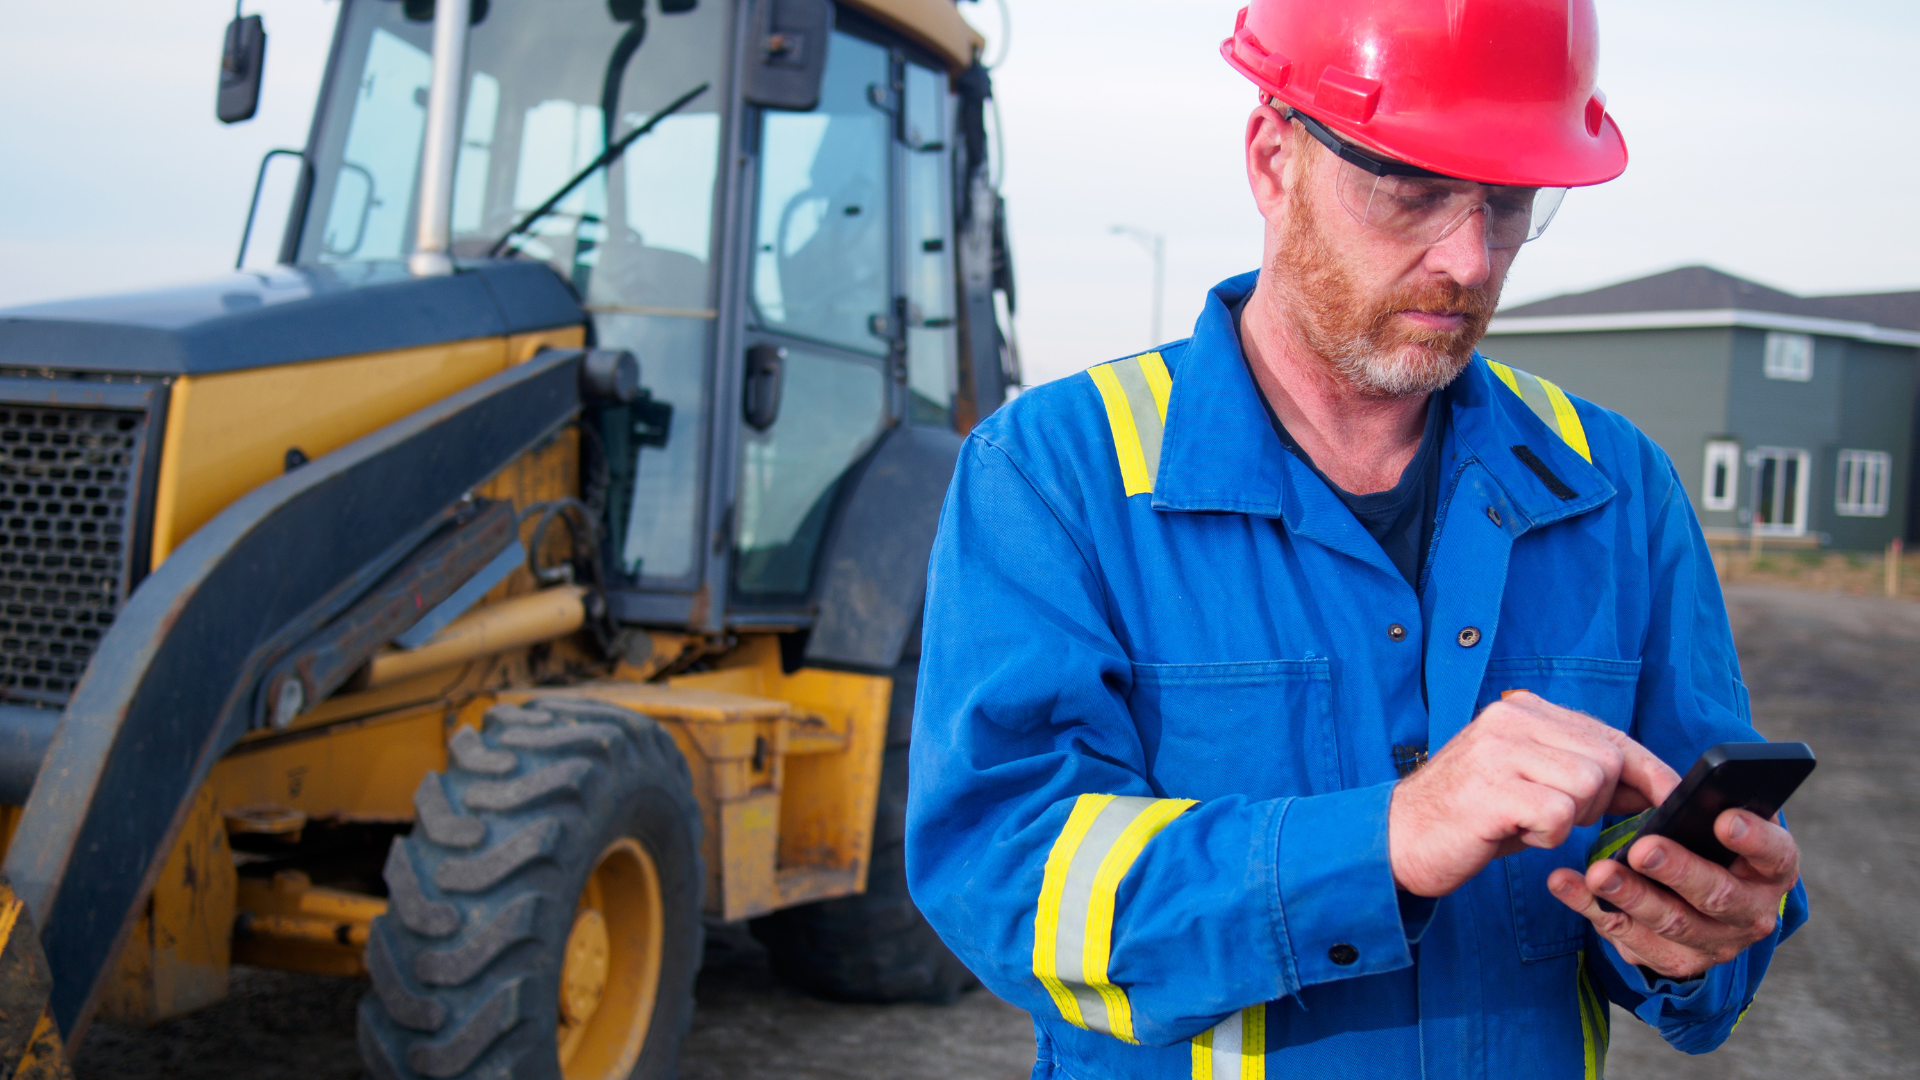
[488,81,710,258]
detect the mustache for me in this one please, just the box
[1366,278,1497,341]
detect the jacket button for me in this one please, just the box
[1457,627,1482,648]
[1387,623,1407,642]
[1329,943,1359,966]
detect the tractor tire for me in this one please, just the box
[358,697,704,1080]
[747,641,978,1004]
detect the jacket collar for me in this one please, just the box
[1152,272,1614,536]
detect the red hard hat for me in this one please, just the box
[1221,0,1627,188]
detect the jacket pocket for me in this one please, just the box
[1129,658,1336,802]
[1481,656,1643,961]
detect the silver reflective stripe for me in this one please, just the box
[1052,795,1158,1035]
[1507,367,1559,432]
[1108,359,1165,491]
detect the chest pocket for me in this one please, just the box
[1128,658,1336,802]
[1479,656,1643,960]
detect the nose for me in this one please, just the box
[1424,207,1492,290]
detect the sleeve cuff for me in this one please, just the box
[1273,782,1415,989]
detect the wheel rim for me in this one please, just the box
[558,837,664,1080]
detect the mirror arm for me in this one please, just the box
[236,149,310,269]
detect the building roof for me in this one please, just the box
[1489,265,1920,347]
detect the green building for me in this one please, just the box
[1485,266,1920,550]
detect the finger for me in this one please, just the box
[1717,810,1800,885]
[1554,866,1715,978]
[1505,783,1581,850]
[1586,858,1722,951]
[1626,835,1768,927]
[1512,745,1616,826]
[1597,728,1680,811]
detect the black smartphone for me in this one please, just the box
[1588,742,1815,892]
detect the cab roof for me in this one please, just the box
[844,0,982,70]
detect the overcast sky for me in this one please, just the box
[2,1,1916,386]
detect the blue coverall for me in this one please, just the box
[907,272,1808,1079]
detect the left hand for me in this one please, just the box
[1546,808,1800,980]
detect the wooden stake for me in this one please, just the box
[1890,538,1904,598]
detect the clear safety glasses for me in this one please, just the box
[1290,110,1568,250]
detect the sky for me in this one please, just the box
[2,1,1916,387]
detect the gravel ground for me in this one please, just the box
[72,584,1913,1078]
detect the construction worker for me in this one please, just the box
[906,1,1808,1076]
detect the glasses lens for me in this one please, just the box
[1334,159,1570,249]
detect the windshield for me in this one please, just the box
[298,0,726,304]
[297,0,730,588]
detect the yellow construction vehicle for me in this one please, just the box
[0,1,1019,1077]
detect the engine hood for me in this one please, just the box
[0,260,583,376]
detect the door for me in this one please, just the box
[734,27,898,601]
[1749,447,1811,537]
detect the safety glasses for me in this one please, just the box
[1289,109,1567,250]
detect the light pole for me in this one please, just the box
[1110,225,1166,348]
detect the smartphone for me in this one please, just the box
[1588,742,1815,892]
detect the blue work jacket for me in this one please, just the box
[907,271,1808,1079]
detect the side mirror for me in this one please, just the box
[216,15,267,124]
[743,344,787,432]
[742,0,831,111]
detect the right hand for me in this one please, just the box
[1387,691,1680,898]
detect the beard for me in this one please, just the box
[1271,193,1500,398]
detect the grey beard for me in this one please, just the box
[1330,342,1474,399]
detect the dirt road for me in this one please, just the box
[72,584,1915,1079]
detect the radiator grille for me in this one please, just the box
[0,406,149,704]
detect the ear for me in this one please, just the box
[1245,103,1302,224]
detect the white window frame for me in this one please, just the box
[1702,440,1740,512]
[1763,331,1814,381]
[1748,447,1812,536]
[1835,450,1892,517]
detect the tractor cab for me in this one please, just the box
[294,0,1015,646]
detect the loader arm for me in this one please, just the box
[0,346,587,1042]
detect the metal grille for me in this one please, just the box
[0,406,148,704]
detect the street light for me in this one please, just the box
[1110,225,1166,348]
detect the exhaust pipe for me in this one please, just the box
[409,0,472,277]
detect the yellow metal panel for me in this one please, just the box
[844,0,984,69]
[148,337,511,567]
[210,706,447,821]
[672,636,892,898]
[97,784,236,1026]
[506,325,586,365]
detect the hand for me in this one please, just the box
[1547,809,1800,980]
[1388,691,1679,898]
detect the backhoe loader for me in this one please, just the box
[0,1,1018,1076]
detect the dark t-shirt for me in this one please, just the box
[1233,299,1445,591]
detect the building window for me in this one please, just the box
[1749,447,1811,536]
[1763,331,1813,381]
[1836,450,1892,517]
[1702,440,1740,512]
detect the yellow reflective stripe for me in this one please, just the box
[1034,793,1115,1028]
[1191,1026,1213,1080]
[1034,794,1197,1041]
[1081,797,1197,1043]
[1191,1005,1265,1080]
[1090,353,1171,497]
[1585,809,1651,868]
[1139,351,1172,422]
[1090,365,1154,496]
[1537,375,1593,463]
[1486,359,1594,463]
[1577,952,1609,1080]
[1488,358,1524,396]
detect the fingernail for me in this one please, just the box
[1728,814,1749,841]
[1639,846,1665,872]
[1597,872,1623,896]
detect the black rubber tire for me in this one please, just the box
[748,639,978,1004]
[358,696,704,1080]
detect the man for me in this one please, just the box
[905,1,1807,1077]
